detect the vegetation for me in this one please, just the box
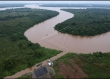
[17,75,30,79]
[0,8,60,78]
[41,4,110,7]
[53,52,110,78]
[54,9,110,36]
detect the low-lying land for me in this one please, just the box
[53,52,110,78]
[54,9,110,36]
[0,8,60,78]
[41,4,110,7]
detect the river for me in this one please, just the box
[24,4,110,53]
[3,4,110,78]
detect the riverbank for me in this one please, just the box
[2,4,110,78]
[25,5,110,53]
[0,8,60,78]
[54,9,110,36]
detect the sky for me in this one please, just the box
[0,1,110,4]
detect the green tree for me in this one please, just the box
[4,58,16,70]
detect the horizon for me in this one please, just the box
[0,1,110,4]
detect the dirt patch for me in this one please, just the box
[74,57,85,66]
[70,60,88,78]
[55,59,88,78]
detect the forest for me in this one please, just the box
[41,4,110,7]
[54,9,110,36]
[0,8,60,78]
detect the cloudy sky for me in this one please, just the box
[0,1,110,4]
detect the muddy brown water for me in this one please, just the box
[24,4,110,53]
[3,4,110,78]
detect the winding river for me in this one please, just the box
[24,4,110,53]
[3,4,110,78]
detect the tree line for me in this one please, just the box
[0,8,60,78]
[54,9,110,36]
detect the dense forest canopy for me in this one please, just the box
[0,8,60,78]
[54,9,110,36]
